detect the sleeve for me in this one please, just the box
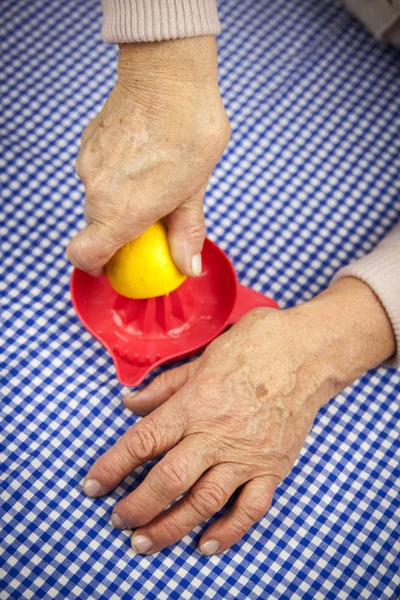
[344,0,400,43]
[332,222,400,368]
[101,0,221,44]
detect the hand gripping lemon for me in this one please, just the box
[106,220,187,299]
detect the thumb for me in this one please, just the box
[166,191,206,277]
[123,359,200,415]
[66,222,121,276]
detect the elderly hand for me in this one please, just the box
[83,278,394,554]
[67,36,230,277]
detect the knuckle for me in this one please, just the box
[119,499,148,528]
[66,232,104,271]
[155,459,189,491]
[190,480,228,519]
[65,240,76,263]
[83,178,103,199]
[125,421,160,463]
[159,515,185,541]
[80,121,98,148]
[216,120,231,151]
[156,371,176,397]
[91,224,120,252]
[238,497,269,524]
[77,171,108,200]
[225,518,248,539]
[75,156,83,178]
[264,451,292,475]
[74,151,94,184]
[185,220,206,241]
[95,452,126,482]
[155,364,191,397]
[204,115,231,154]
[65,238,84,268]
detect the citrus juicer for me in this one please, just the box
[71,238,279,386]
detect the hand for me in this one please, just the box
[67,36,230,276]
[83,278,394,554]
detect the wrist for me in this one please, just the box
[117,36,219,98]
[292,277,395,400]
[113,36,229,151]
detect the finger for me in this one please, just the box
[111,434,217,530]
[123,360,200,415]
[66,222,118,276]
[83,404,186,497]
[198,475,278,555]
[166,190,206,277]
[128,464,244,555]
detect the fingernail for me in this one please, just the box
[200,540,219,555]
[83,479,102,496]
[190,253,202,277]
[111,512,127,530]
[132,534,152,554]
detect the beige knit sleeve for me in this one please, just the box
[332,222,400,368]
[101,0,220,44]
[344,0,400,42]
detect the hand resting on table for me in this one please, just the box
[83,278,394,555]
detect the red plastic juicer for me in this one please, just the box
[71,238,279,386]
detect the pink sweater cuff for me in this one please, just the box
[332,223,400,368]
[101,0,221,44]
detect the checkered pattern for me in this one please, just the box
[1,0,399,598]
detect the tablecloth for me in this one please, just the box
[1,0,399,598]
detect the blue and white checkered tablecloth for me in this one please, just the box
[1,0,399,598]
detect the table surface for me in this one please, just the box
[1,0,399,598]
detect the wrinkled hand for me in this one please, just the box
[83,279,394,555]
[67,36,230,276]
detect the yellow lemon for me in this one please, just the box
[106,220,187,299]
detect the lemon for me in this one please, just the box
[106,220,187,299]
